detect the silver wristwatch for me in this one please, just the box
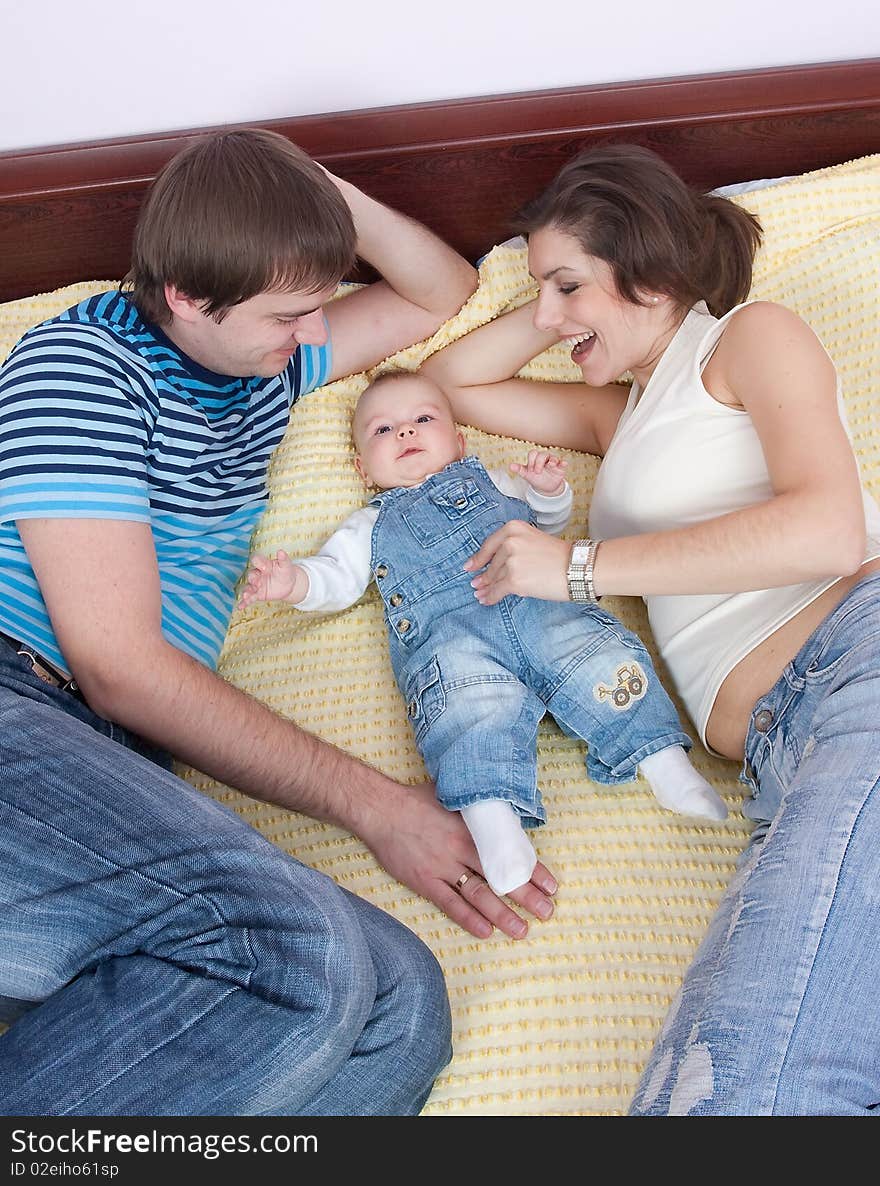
[567,538,600,603]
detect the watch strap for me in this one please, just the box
[567,537,600,603]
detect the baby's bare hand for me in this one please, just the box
[238,549,298,607]
[509,450,568,495]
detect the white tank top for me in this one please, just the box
[589,301,880,749]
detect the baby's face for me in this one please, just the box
[353,375,465,489]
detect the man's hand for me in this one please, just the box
[359,783,558,941]
[22,516,554,944]
[509,450,568,496]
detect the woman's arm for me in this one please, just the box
[466,302,868,604]
[421,300,628,456]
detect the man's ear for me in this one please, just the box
[164,285,204,323]
[354,454,370,485]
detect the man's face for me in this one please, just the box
[169,284,339,378]
[353,375,466,490]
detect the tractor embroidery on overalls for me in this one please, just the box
[594,662,648,710]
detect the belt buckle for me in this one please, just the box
[16,643,78,695]
[16,644,59,688]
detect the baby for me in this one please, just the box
[240,370,727,895]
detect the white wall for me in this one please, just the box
[2,0,877,153]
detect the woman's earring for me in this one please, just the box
[651,295,660,303]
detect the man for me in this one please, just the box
[0,129,555,1115]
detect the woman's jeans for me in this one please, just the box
[629,572,880,1115]
[0,641,451,1115]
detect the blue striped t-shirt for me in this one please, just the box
[0,289,331,673]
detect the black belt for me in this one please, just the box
[0,630,84,699]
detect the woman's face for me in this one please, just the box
[527,226,677,388]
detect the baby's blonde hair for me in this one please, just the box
[362,367,420,394]
[352,368,448,446]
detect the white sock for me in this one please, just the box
[639,745,728,821]
[460,800,538,896]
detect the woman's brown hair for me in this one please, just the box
[515,143,762,317]
[125,129,357,325]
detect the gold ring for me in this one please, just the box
[455,872,470,891]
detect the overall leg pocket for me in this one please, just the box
[404,656,447,744]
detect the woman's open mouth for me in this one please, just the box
[566,330,596,363]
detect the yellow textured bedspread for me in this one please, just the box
[2,154,878,1115]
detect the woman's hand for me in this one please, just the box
[464,521,571,605]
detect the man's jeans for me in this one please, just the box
[629,573,880,1115]
[0,641,451,1115]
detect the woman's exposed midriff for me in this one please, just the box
[706,555,880,760]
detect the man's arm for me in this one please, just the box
[321,171,477,382]
[19,516,556,938]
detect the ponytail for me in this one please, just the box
[697,195,762,316]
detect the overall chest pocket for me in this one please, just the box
[401,477,497,548]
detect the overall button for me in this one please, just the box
[454,497,468,508]
[754,708,774,733]
[408,699,418,718]
[396,619,412,635]
[375,564,388,579]
[389,592,404,607]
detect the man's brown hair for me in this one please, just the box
[515,143,762,318]
[125,129,357,325]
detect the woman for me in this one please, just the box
[421,144,880,1115]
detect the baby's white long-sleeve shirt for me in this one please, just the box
[295,466,573,613]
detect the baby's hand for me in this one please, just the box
[238,550,301,607]
[509,450,568,495]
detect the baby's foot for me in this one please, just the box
[460,799,538,895]
[639,746,728,822]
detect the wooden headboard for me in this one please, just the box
[1,58,878,304]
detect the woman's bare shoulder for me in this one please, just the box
[723,299,818,344]
[713,299,835,410]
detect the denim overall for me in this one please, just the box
[369,457,691,825]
